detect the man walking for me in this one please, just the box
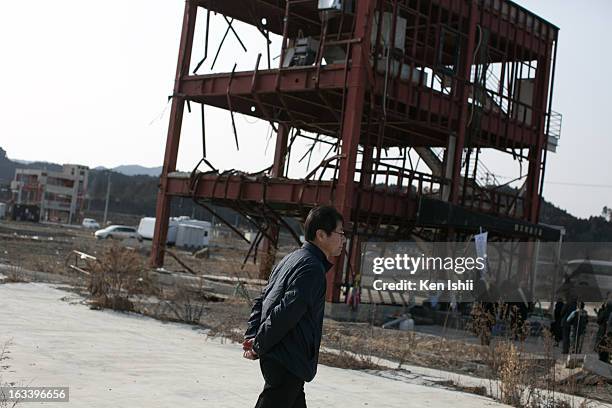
[561,297,577,354]
[242,206,345,408]
[595,293,612,361]
[566,302,588,354]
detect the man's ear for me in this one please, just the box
[314,229,321,241]
[315,229,325,241]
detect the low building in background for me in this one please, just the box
[10,164,89,224]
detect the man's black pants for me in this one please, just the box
[254,357,306,408]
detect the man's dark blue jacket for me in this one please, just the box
[245,241,331,382]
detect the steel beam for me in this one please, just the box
[450,0,478,205]
[164,174,423,220]
[150,0,198,267]
[525,32,553,223]
[258,124,291,279]
[328,0,378,303]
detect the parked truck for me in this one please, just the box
[137,217,211,249]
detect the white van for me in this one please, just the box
[137,217,211,247]
[137,217,178,244]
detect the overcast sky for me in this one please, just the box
[0,0,610,219]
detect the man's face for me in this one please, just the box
[316,221,346,258]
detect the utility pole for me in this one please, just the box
[40,184,46,223]
[103,172,111,226]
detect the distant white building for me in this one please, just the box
[10,164,89,224]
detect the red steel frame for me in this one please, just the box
[151,0,560,303]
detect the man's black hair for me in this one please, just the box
[304,206,343,241]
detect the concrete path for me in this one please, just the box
[0,282,511,407]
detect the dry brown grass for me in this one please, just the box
[496,342,527,405]
[1,264,27,284]
[469,302,496,346]
[199,298,252,343]
[159,278,222,325]
[323,321,489,375]
[0,340,18,408]
[481,325,595,408]
[322,310,602,408]
[87,244,157,312]
[318,350,386,370]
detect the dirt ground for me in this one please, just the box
[0,218,295,280]
[1,218,611,406]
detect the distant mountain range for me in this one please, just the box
[1,148,162,178]
[94,165,162,177]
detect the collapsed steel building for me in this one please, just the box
[151,0,562,303]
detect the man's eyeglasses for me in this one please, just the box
[331,230,347,238]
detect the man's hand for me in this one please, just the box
[242,338,258,360]
[242,338,254,351]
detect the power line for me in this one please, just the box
[483,173,612,189]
